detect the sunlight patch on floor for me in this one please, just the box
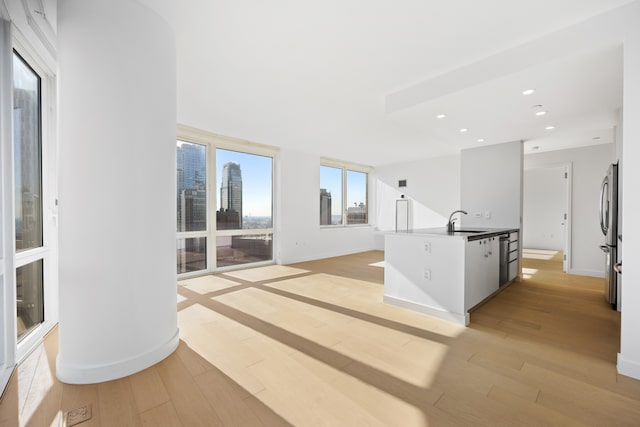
[522,267,539,279]
[522,249,559,260]
[222,265,310,282]
[179,274,242,294]
[369,261,385,268]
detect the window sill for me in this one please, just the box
[320,224,373,230]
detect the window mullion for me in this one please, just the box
[342,167,348,225]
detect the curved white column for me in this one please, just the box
[57,0,178,383]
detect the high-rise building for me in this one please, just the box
[219,162,243,229]
[320,188,332,225]
[176,142,206,231]
[347,202,367,224]
[14,87,42,250]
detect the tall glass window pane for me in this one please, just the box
[177,237,207,274]
[346,170,368,224]
[16,260,44,340]
[13,52,42,251]
[216,234,272,268]
[320,166,342,225]
[216,149,272,230]
[176,141,207,232]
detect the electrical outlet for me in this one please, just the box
[424,268,431,280]
[484,211,491,219]
[424,242,431,253]
[66,405,92,426]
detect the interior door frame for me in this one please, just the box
[564,163,573,273]
[523,161,572,272]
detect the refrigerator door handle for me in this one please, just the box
[599,178,608,236]
[614,261,622,274]
[599,245,610,253]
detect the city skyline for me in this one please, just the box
[177,143,273,230]
[320,166,367,217]
[215,149,272,219]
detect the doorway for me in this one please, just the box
[523,163,572,273]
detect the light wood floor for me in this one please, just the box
[1,250,639,426]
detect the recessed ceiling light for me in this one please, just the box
[522,89,536,95]
[592,136,601,140]
[436,114,446,119]
[459,128,469,133]
[545,126,555,130]
[477,138,485,143]
[535,111,547,116]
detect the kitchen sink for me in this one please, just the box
[449,229,486,233]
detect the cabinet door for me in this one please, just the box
[485,236,500,293]
[465,237,500,310]
[508,259,519,281]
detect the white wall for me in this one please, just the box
[57,0,178,383]
[619,17,640,380]
[373,154,461,233]
[276,149,378,264]
[523,166,567,251]
[524,144,614,277]
[461,141,523,229]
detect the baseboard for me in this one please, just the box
[568,268,605,278]
[0,364,15,402]
[618,353,640,380]
[56,328,179,384]
[383,295,468,326]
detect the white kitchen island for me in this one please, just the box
[384,227,519,325]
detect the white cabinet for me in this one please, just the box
[384,228,515,326]
[465,236,499,310]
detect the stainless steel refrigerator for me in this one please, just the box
[599,163,618,309]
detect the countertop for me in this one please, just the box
[388,227,519,241]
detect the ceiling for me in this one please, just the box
[157,0,633,167]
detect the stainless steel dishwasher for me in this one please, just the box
[499,234,509,286]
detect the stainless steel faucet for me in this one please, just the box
[447,209,468,232]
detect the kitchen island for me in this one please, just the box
[384,227,519,325]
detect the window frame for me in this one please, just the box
[320,157,371,228]
[176,125,278,278]
[10,39,58,364]
[176,139,209,275]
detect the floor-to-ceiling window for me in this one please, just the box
[1,8,57,396]
[176,128,276,276]
[13,51,45,341]
[215,148,273,268]
[176,140,208,274]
